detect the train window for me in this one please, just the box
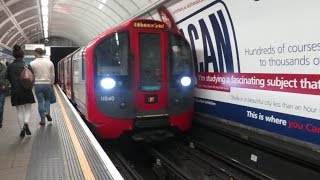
[169,33,193,76]
[94,31,129,76]
[73,60,79,73]
[139,33,162,91]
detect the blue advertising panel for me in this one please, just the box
[146,0,320,145]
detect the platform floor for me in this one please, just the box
[0,95,36,180]
[0,86,122,180]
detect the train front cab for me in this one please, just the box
[131,24,194,132]
[86,20,194,139]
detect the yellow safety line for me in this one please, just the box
[53,86,96,180]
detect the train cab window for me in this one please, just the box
[169,33,193,77]
[139,33,162,92]
[94,31,129,76]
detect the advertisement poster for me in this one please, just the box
[146,0,320,145]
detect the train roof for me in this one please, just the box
[57,18,184,63]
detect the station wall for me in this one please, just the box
[144,0,320,145]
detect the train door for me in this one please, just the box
[57,62,60,85]
[60,61,65,89]
[131,30,168,115]
[63,59,67,92]
[66,56,73,99]
[72,52,80,102]
[72,48,87,116]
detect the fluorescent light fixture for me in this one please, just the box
[97,0,107,3]
[41,8,48,16]
[115,32,119,45]
[41,0,48,7]
[43,18,48,24]
[97,0,107,9]
[41,0,49,39]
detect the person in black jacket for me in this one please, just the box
[7,44,35,137]
[0,62,10,128]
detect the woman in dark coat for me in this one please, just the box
[7,44,35,137]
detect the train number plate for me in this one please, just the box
[145,95,158,104]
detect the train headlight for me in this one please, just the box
[101,78,116,89]
[180,76,191,87]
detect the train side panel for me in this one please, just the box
[72,48,87,117]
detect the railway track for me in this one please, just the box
[102,131,273,180]
[190,116,320,179]
[149,137,272,180]
[176,137,273,180]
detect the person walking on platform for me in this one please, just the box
[7,45,35,137]
[0,62,10,128]
[30,48,55,125]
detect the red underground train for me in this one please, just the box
[58,19,194,139]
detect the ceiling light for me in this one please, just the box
[41,0,49,39]
[41,0,48,7]
[41,8,48,16]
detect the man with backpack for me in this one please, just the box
[30,48,55,125]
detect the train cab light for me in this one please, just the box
[120,102,127,109]
[175,99,180,104]
[101,78,116,89]
[181,76,191,87]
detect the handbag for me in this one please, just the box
[50,87,56,104]
[0,80,10,92]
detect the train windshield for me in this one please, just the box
[169,33,193,76]
[139,33,162,92]
[94,31,129,76]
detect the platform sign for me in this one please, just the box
[0,46,13,59]
[145,0,320,145]
[24,44,45,50]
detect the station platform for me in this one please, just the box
[0,85,123,180]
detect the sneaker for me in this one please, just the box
[39,119,46,125]
[24,124,31,135]
[46,114,52,122]
[0,124,2,128]
[20,129,25,137]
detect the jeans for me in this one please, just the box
[34,84,52,121]
[0,92,5,124]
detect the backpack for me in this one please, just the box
[20,65,35,89]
